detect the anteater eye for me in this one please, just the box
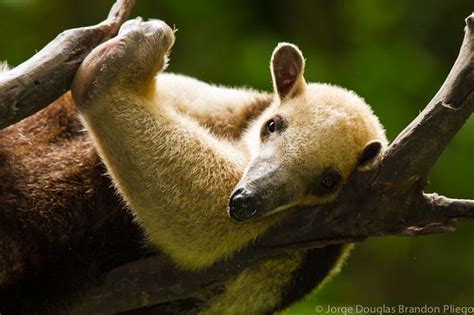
[266,119,276,133]
[309,168,341,196]
[321,177,336,190]
[260,115,286,141]
[320,171,340,190]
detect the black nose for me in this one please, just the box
[228,187,261,222]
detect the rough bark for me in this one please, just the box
[0,0,135,129]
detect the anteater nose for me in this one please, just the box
[228,187,261,222]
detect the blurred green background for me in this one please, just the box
[1,0,473,314]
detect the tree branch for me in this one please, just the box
[72,13,474,314]
[423,193,474,220]
[378,14,474,184]
[0,0,135,130]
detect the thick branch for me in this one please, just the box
[0,0,135,130]
[77,193,474,314]
[75,13,474,314]
[378,14,474,184]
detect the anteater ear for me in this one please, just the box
[271,43,306,100]
[357,140,383,170]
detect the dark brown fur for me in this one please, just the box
[194,93,273,140]
[0,93,148,314]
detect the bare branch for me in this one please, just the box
[0,0,135,130]
[74,13,474,314]
[423,193,474,219]
[74,252,260,314]
[77,191,474,314]
[75,191,473,314]
[378,13,474,184]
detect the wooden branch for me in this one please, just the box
[422,194,474,220]
[73,13,474,314]
[378,14,474,184]
[0,0,135,130]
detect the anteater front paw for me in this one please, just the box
[72,18,175,110]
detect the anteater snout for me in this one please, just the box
[228,187,263,222]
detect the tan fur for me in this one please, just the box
[0,61,8,73]
[71,20,387,314]
[242,83,387,213]
[200,252,304,315]
[156,73,273,139]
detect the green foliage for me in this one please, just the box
[1,0,472,313]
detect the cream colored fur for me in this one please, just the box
[72,19,387,315]
[201,252,304,315]
[0,61,9,74]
